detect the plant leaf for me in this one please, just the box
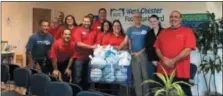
[155,73,167,86]
[154,88,165,96]
[141,80,163,87]
[173,81,192,87]
[160,65,169,86]
[172,83,185,96]
[169,69,176,84]
[150,87,164,96]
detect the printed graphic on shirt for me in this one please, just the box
[132,30,147,35]
[176,34,185,40]
[37,40,51,45]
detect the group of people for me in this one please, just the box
[26,8,196,96]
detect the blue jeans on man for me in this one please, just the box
[72,58,90,90]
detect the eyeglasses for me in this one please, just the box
[170,16,180,18]
[134,16,142,18]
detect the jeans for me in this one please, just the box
[147,62,157,96]
[72,58,90,90]
[34,58,52,74]
[58,59,70,82]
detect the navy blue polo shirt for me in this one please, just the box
[26,31,54,60]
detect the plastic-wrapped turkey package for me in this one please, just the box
[89,45,132,84]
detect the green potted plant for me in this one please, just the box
[195,11,223,96]
[141,66,191,96]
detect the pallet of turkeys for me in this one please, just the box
[88,45,132,84]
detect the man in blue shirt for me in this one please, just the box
[26,20,54,74]
[119,12,151,96]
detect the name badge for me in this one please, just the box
[176,34,184,40]
[82,32,86,35]
[97,26,101,29]
[141,30,147,34]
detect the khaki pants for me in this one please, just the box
[131,52,149,96]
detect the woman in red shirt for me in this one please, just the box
[108,20,125,47]
[96,20,112,45]
[55,15,78,40]
[97,20,126,95]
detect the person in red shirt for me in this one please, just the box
[56,11,65,26]
[50,29,75,82]
[79,13,95,27]
[154,10,196,96]
[99,20,126,95]
[48,11,65,38]
[69,15,97,90]
[55,15,78,40]
[91,8,107,32]
[49,18,59,38]
[107,20,125,47]
[95,20,112,45]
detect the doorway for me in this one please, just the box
[32,8,51,33]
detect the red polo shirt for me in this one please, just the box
[55,26,77,40]
[50,39,76,63]
[48,27,56,38]
[154,26,196,78]
[73,27,97,60]
[48,26,61,38]
[91,20,102,32]
[107,33,125,46]
[96,32,112,45]
[101,33,112,45]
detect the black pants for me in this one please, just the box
[72,58,90,90]
[35,58,52,74]
[174,78,192,96]
[156,76,192,96]
[95,83,119,95]
[58,59,70,82]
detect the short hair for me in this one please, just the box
[83,15,91,20]
[63,28,71,34]
[98,8,107,14]
[87,13,94,17]
[133,12,142,17]
[39,20,49,26]
[171,10,182,18]
[58,11,64,18]
[87,13,95,21]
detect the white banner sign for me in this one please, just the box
[108,7,165,31]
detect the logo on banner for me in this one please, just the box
[109,7,164,22]
[110,8,125,19]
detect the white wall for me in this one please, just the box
[2,2,56,65]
